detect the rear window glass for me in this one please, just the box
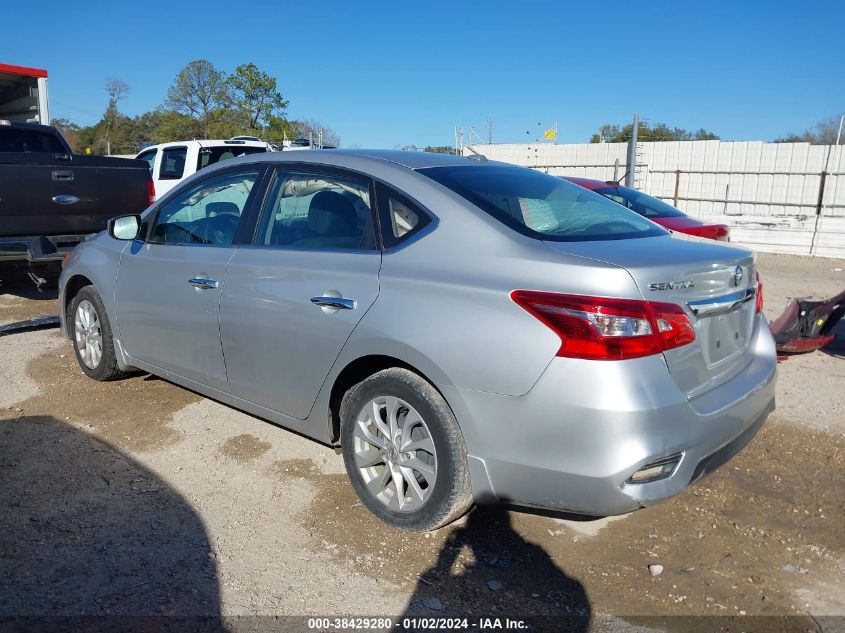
[0,128,67,153]
[420,166,665,241]
[137,149,157,175]
[160,147,187,180]
[197,145,267,171]
[596,186,685,218]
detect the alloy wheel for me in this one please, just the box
[353,395,438,512]
[74,299,102,369]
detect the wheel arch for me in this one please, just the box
[63,274,94,336]
[327,353,452,445]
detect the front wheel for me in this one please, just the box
[70,286,129,382]
[340,368,473,531]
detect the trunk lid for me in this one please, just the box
[543,234,758,399]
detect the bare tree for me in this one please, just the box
[774,114,845,144]
[104,78,130,155]
[290,118,341,147]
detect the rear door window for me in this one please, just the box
[159,147,187,180]
[375,183,433,249]
[255,169,377,250]
[421,165,665,242]
[197,145,267,171]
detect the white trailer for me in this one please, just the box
[0,63,49,124]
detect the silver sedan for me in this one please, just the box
[59,150,776,531]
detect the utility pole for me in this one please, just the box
[625,113,639,188]
[487,117,493,145]
[454,126,464,155]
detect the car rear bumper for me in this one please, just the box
[441,317,777,516]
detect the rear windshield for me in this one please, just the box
[0,128,67,153]
[197,145,267,171]
[420,165,665,241]
[596,185,685,218]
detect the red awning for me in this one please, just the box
[0,63,48,78]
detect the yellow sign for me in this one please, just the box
[543,128,557,140]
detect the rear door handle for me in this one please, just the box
[189,277,219,290]
[52,170,74,182]
[310,296,356,310]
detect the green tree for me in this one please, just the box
[226,63,288,134]
[589,121,720,143]
[165,60,230,138]
[424,145,455,154]
[51,118,81,152]
[265,114,297,142]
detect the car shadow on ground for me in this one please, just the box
[396,507,590,632]
[0,415,225,631]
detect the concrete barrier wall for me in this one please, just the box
[466,141,845,259]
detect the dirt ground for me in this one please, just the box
[0,253,843,632]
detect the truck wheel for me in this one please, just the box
[340,367,474,531]
[70,286,129,381]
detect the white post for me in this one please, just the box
[810,115,844,256]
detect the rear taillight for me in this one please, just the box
[755,271,763,313]
[510,291,696,361]
[688,224,730,241]
[146,179,156,206]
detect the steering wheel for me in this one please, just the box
[200,214,240,245]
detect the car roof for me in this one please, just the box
[261,149,508,170]
[137,139,269,153]
[561,176,618,190]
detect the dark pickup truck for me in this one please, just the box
[0,120,152,286]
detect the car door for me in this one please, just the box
[114,165,266,391]
[219,166,382,419]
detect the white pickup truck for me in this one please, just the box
[135,139,270,198]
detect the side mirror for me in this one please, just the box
[108,215,141,241]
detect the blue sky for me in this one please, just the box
[3,0,842,147]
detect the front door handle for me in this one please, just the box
[189,277,219,290]
[311,296,356,310]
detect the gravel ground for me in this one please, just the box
[0,253,843,632]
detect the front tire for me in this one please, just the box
[70,286,129,382]
[340,368,473,531]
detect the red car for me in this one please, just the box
[563,177,730,241]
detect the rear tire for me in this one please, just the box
[70,286,129,382]
[340,367,473,531]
